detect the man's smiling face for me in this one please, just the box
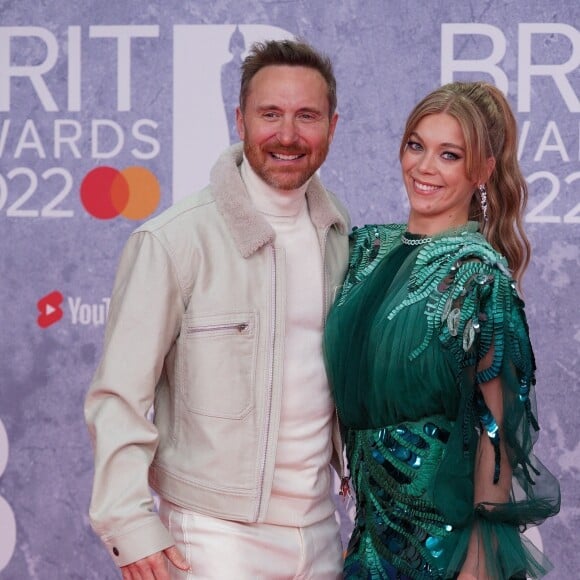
[236,65,338,191]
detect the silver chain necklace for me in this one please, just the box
[401,233,432,246]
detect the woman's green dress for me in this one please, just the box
[324,223,560,579]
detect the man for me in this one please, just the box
[85,39,349,579]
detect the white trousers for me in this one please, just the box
[159,500,343,580]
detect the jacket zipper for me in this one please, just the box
[335,405,351,498]
[321,226,349,493]
[186,322,248,335]
[254,245,277,519]
[321,227,330,322]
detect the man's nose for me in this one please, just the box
[277,117,298,145]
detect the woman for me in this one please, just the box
[324,82,560,579]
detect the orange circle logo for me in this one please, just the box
[80,166,161,220]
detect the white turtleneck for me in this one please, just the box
[240,158,336,526]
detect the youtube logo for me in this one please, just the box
[37,291,64,328]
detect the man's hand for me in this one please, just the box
[121,545,190,579]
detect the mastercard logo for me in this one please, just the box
[80,166,161,220]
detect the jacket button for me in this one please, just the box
[113,547,119,556]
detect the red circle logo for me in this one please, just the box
[80,166,161,220]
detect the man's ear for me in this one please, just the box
[235,107,245,140]
[328,112,339,144]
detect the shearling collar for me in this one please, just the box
[210,143,348,258]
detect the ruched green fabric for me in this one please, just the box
[324,223,560,579]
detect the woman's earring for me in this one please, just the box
[479,184,488,222]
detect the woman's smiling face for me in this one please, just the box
[401,112,479,234]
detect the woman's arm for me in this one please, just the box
[459,344,512,579]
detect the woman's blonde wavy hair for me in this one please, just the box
[399,81,530,281]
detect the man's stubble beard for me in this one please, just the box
[243,141,330,191]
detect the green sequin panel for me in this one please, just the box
[345,416,456,580]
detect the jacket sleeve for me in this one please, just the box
[84,230,186,566]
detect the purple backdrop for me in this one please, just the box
[0,1,578,578]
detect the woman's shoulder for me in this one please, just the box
[350,223,406,243]
[421,227,512,283]
[398,226,523,360]
[334,223,405,303]
[422,228,518,313]
[351,223,406,235]
[346,223,404,272]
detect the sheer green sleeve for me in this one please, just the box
[433,253,560,579]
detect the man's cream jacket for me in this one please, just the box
[84,144,350,566]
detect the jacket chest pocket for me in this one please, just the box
[179,312,258,419]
